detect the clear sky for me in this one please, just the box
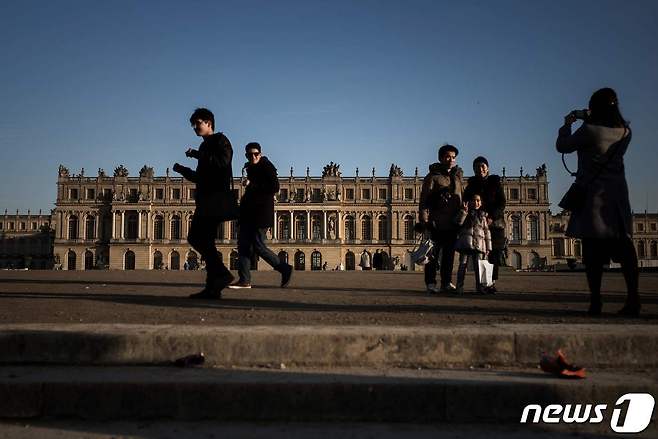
[1,0,657,214]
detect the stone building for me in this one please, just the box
[50,162,553,271]
[0,209,54,269]
[549,211,658,268]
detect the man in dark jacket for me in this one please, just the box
[173,108,234,299]
[419,144,464,294]
[464,156,507,293]
[228,142,293,289]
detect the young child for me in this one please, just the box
[454,193,492,294]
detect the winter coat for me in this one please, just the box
[419,163,464,231]
[240,156,280,229]
[175,132,233,204]
[464,174,506,229]
[556,123,632,239]
[455,208,492,254]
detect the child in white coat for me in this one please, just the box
[454,194,492,294]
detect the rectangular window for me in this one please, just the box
[637,223,644,232]
[378,188,387,200]
[32,222,38,230]
[345,188,354,200]
[0,223,3,230]
[70,188,79,200]
[311,188,322,202]
[279,188,288,202]
[527,188,537,200]
[361,188,371,200]
[189,188,196,199]
[172,188,181,200]
[295,188,305,201]
[651,223,657,231]
[86,188,95,200]
[155,188,164,200]
[404,188,413,200]
[20,222,26,230]
[129,188,138,199]
[510,188,519,200]
[9,222,15,230]
[103,188,112,199]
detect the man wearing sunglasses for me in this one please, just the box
[228,142,293,289]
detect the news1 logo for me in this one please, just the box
[520,393,655,433]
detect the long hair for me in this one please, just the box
[588,88,628,128]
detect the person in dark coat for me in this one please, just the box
[419,144,464,294]
[556,87,639,316]
[228,142,293,289]
[464,156,506,293]
[173,108,234,299]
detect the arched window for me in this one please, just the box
[124,250,136,270]
[85,216,96,240]
[345,251,355,270]
[230,250,239,270]
[295,215,307,240]
[171,215,181,240]
[67,250,76,270]
[311,215,322,240]
[344,216,355,240]
[126,213,138,240]
[154,215,164,240]
[511,216,521,242]
[294,250,305,270]
[552,238,564,257]
[170,250,180,270]
[650,241,657,259]
[84,250,94,270]
[403,215,414,241]
[637,241,646,259]
[278,250,288,264]
[378,215,388,241]
[187,215,193,239]
[574,240,582,258]
[361,215,372,240]
[278,215,290,240]
[186,251,199,270]
[153,251,163,269]
[68,215,79,239]
[528,216,539,242]
[311,250,322,270]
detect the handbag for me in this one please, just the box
[410,233,434,265]
[194,179,240,221]
[478,259,494,287]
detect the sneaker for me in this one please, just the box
[426,283,440,295]
[228,280,252,289]
[280,263,293,288]
[440,283,457,294]
[486,285,497,294]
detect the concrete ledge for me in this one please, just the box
[0,324,656,369]
[0,366,656,425]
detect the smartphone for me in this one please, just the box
[572,109,589,120]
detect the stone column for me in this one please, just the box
[95,214,99,240]
[120,211,125,239]
[323,211,327,240]
[137,211,142,239]
[77,212,82,240]
[290,210,295,240]
[273,211,278,240]
[111,212,116,239]
[355,213,361,241]
[306,210,311,240]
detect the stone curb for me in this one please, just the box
[0,324,656,369]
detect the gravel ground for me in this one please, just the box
[0,270,656,326]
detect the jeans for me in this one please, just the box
[424,228,457,287]
[187,214,231,286]
[237,224,282,283]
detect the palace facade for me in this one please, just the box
[48,162,554,271]
[0,210,54,269]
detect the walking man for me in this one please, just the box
[228,142,293,289]
[173,108,235,299]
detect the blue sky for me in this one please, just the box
[1,0,657,213]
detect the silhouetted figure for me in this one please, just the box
[464,156,506,293]
[228,142,293,289]
[419,144,464,294]
[173,108,234,299]
[556,87,640,316]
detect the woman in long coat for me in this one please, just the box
[556,87,640,316]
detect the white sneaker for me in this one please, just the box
[426,283,440,294]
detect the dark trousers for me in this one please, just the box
[424,228,457,287]
[583,236,639,307]
[187,214,231,286]
[237,224,282,283]
[457,251,483,290]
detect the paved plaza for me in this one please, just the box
[0,270,656,326]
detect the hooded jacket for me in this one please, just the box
[455,208,492,254]
[240,156,279,229]
[419,162,464,231]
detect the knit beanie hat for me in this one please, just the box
[472,156,489,171]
